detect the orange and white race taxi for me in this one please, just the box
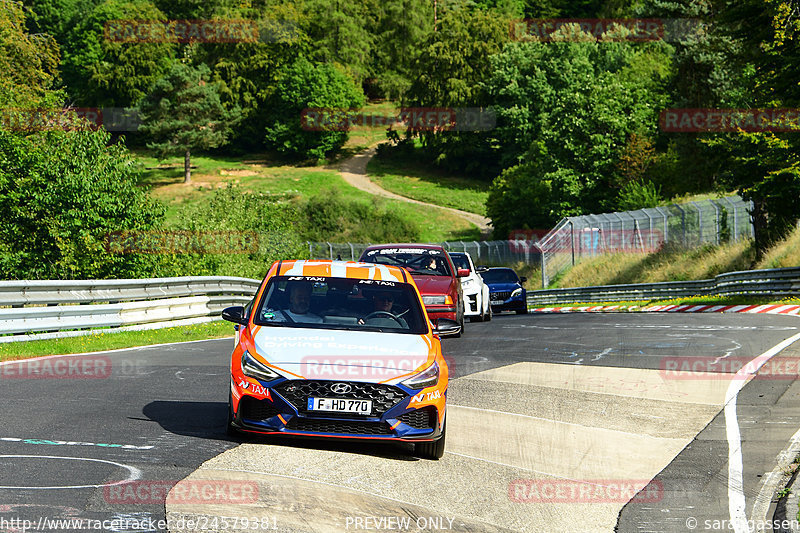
[221,260,448,459]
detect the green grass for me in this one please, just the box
[367,157,490,215]
[135,149,480,242]
[0,321,234,361]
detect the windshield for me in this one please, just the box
[254,276,428,334]
[361,248,452,277]
[449,253,471,271]
[479,269,519,284]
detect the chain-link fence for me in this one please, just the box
[306,240,540,266]
[537,195,754,287]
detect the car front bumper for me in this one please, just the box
[230,378,446,442]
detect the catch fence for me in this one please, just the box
[536,196,754,287]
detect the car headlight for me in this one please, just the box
[422,295,453,305]
[241,350,279,382]
[402,361,439,389]
[461,279,474,289]
[511,288,523,298]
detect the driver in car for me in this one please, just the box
[358,290,408,328]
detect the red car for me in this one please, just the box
[359,244,467,337]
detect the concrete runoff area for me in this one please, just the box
[167,360,759,532]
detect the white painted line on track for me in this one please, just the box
[724,331,800,533]
[0,455,141,489]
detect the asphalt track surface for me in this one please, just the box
[1,313,800,532]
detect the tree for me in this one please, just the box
[484,37,670,236]
[0,127,165,279]
[698,0,800,258]
[193,3,309,149]
[372,0,433,99]
[402,8,510,176]
[137,62,240,183]
[0,0,61,107]
[263,56,365,161]
[302,0,378,84]
[60,0,176,107]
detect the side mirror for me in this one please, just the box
[476,265,489,273]
[457,268,470,278]
[519,276,528,283]
[432,318,462,336]
[221,306,248,325]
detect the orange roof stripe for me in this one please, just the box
[278,260,406,282]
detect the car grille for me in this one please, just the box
[273,380,406,417]
[286,418,392,435]
[238,396,281,421]
[398,407,437,430]
[491,291,512,301]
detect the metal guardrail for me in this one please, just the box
[0,276,261,342]
[4,266,797,342]
[526,267,800,306]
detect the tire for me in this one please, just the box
[485,303,493,321]
[516,306,528,315]
[415,423,446,460]
[453,313,464,338]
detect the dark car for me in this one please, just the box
[479,267,528,314]
[359,244,467,337]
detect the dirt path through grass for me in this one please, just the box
[336,146,492,237]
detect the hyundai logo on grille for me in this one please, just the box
[330,383,352,394]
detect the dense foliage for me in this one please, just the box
[4,0,799,278]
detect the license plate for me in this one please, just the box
[491,300,504,305]
[308,397,372,415]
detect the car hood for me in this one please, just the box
[486,282,522,292]
[251,326,433,381]
[412,275,454,295]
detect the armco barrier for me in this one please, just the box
[0,276,260,343]
[3,267,798,342]
[526,266,800,306]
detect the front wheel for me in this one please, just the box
[485,303,493,321]
[516,306,528,315]
[452,314,464,338]
[414,424,446,460]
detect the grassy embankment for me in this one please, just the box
[533,226,800,308]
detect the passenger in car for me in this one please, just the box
[273,281,323,323]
